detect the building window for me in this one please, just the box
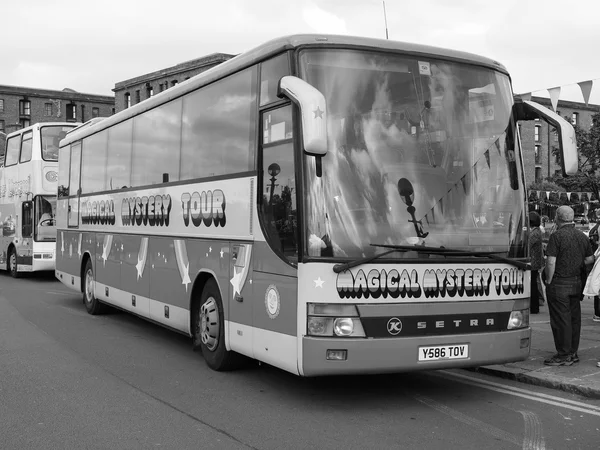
[125,93,131,109]
[146,86,153,98]
[20,119,30,128]
[92,107,100,118]
[552,127,558,142]
[534,125,541,142]
[19,100,31,116]
[535,145,541,164]
[171,80,178,87]
[535,167,542,183]
[66,104,76,121]
[572,112,579,126]
[45,103,53,116]
[0,120,4,132]
[159,83,164,92]
[0,99,4,112]
[135,90,141,104]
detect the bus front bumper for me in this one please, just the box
[301,328,531,376]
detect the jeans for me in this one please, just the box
[546,277,582,358]
[595,296,600,316]
[530,270,540,313]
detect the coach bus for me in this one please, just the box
[1,122,77,277]
[55,34,577,376]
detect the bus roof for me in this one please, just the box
[61,33,509,146]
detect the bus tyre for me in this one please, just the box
[195,279,244,371]
[83,259,106,315]
[8,247,19,278]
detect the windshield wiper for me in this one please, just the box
[371,244,530,270]
[332,248,410,273]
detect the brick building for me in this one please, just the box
[0,85,114,136]
[518,96,599,186]
[112,53,234,113]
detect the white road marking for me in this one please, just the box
[433,370,600,417]
[520,410,545,450]
[412,393,521,447]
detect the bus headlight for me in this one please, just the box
[307,304,366,337]
[334,318,354,336]
[507,309,529,329]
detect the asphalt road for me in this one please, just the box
[1,272,599,450]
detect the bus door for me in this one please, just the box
[68,142,81,227]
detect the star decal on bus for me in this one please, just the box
[230,268,243,298]
[314,277,325,288]
[313,106,324,119]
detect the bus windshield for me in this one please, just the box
[299,49,525,260]
[34,195,57,242]
[41,126,73,161]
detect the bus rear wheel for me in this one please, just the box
[194,279,244,371]
[83,259,106,315]
[8,248,19,278]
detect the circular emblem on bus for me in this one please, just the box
[46,171,58,182]
[265,285,280,319]
[387,317,403,335]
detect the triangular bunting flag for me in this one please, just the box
[578,80,593,106]
[494,139,501,155]
[431,207,435,222]
[484,150,490,169]
[461,176,467,194]
[473,162,478,182]
[424,215,429,226]
[439,198,444,214]
[567,192,571,201]
[548,87,561,112]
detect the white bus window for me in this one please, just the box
[4,135,20,167]
[81,130,108,193]
[41,126,72,161]
[132,98,182,187]
[181,67,257,180]
[19,131,33,163]
[106,120,133,189]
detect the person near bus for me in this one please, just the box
[528,211,543,314]
[588,210,600,322]
[544,205,595,366]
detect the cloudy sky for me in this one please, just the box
[3,0,600,104]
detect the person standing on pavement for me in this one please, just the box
[544,205,595,366]
[588,210,600,322]
[529,211,543,314]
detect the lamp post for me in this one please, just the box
[267,163,281,205]
[397,178,429,238]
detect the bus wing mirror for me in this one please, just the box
[513,100,578,175]
[278,76,328,157]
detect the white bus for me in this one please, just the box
[0,122,78,277]
[55,35,577,376]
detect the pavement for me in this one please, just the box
[471,297,600,399]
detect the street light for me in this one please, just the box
[268,163,281,205]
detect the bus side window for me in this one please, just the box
[19,131,33,163]
[260,105,297,260]
[259,53,290,107]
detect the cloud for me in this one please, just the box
[302,2,348,34]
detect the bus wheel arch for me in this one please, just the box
[7,244,19,278]
[190,272,245,371]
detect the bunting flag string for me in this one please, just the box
[518,77,600,110]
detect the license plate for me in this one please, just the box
[418,344,469,361]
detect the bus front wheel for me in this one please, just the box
[83,259,106,315]
[194,279,244,371]
[8,247,19,278]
